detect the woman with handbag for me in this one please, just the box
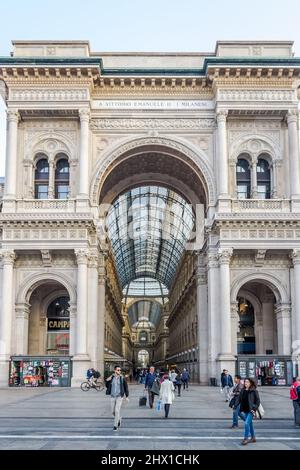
[237,378,260,445]
[159,374,175,418]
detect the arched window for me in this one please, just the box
[35,156,49,199]
[55,156,69,199]
[257,157,271,199]
[139,330,148,343]
[236,157,251,199]
[237,297,255,354]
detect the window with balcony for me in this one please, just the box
[55,156,69,199]
[257,157,271,199]
[34,156,49,199]
[236,157,251,199]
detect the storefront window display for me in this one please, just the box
[237,355,294,386]
[9,356,72,387]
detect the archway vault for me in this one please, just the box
[90,136,216,208]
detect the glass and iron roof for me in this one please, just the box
[106,185,195,296]
[128,300,162,328]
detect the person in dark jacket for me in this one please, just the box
[181,369,190,390]
[221,370,233,402]
[145,366,157,408]
[106,365,129,431]
[237,378,260,445]
[230,375,245,428]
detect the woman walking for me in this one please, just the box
[237,378,260,445]
[159,374,175,418]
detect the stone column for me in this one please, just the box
[69,159,78,198]
[196,253,208,384]
[251,157,258,198]
[291,250,300,358]
[72,249,90,386]
[97,257,106,376]
[78,108,90,199]
[287,110,300,198]
[207,251,220,381]
[216,110,229,197]
[275,303,292,355]
[48,160,55,199]
[69,302,77,357]
[218,248,236,371]
[74,249,89,357]
[255,314,264,355]
[230,301,239,356]
[15,303,30,355]
[0,250,16,387]
[4,110,19,199]
[23,159,34,198]
[87,249,99,369]
[271,161,278,198]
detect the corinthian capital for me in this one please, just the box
[287,109,298,125]
[216,109,228,123]
[75,248,89,264]
[218,247,233,264]
[0,249,16,265]
[79,108,90,122]
[7,109,19,123]
[88,248,99,268]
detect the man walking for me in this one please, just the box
[230,375,245,428]
[181,368,190,390]
[106,365,129,431]
[221,369,233,402]
[145,366,157,409]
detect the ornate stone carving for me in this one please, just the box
[218,248,233,264]
[291,249,300,265]
[287,109,299,124]
[254,250,267,266]
[7,109,19,122]
[207,252,219,268]
[40,249,52,267]
[75,248,89,264]
[79,108,90,122]
[90,118,215,130]
[218,89,296,101]
[216,109,228,123]
[88,248,99,268]
[0,249,16,265]
[10,88,89,101]
[90,136,216,206]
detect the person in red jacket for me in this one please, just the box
[290,376,300,426]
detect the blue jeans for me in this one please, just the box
[243,412,255,439]
[232,404,245,426]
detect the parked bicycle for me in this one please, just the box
[80,377,104,392]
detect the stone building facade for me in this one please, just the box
[0,40,299,386]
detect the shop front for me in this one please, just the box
[236,355,297,386]
[9,356,72,387]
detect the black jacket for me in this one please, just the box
[238,388,260,412]
[105,375,129,397]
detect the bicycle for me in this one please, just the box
[80,377,104,392]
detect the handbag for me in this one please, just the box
[150,379,160,395]
[139,395,147,406]
[255,403,265,419]
[156,399,162,412]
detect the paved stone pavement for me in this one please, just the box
[0,384,299,450]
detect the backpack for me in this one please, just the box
[290,384,298,400]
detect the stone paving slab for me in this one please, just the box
[0,384,298,450]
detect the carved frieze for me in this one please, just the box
[217,89,296,102]
[90,118,216,130]
[9,88,89,101]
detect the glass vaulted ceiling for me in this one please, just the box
[106,186,195,297]
[128,300,162,328]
